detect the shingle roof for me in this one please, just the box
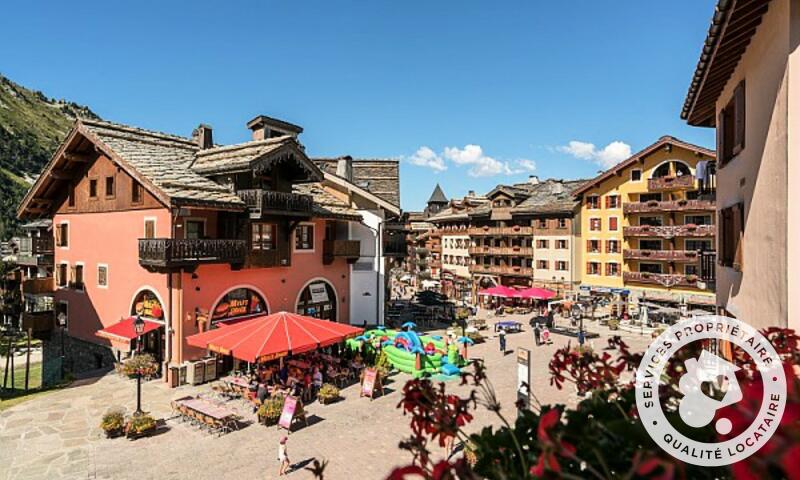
[511,179,587,215]
[427,184,448,204]
[292,183,361,221]
[314,158,400,207]
[82,119,245,209]
[191,137,292,174]
[428,207,469,223]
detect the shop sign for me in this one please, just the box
[308,282,329,303]
[517,348,531,412]
[132,290,164,320]
[361,368,378,398]
[279,395,298,430]
[212,288,266,323]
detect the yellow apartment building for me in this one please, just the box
[574,136,717,310]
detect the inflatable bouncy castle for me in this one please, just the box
[346,325,467,379]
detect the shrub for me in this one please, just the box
[100,409,125,434]
[318,383,340,404]
[257,397,284,425]
[125,413,156,436]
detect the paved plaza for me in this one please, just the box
[0,316,653,480]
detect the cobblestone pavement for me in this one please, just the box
[0,316,653,480]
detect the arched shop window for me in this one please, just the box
[212,287,267,325]
[132,290,164,320]
[297,280,337,322]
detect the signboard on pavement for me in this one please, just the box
[278,395,298,430]
[517,348,531,412]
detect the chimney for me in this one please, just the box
[247,115,303,141]
[527,175,540,184]
[192,124,213,149]
[336,156,353,181]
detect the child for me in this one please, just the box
[278,436,290,476]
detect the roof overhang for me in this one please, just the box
[17,119,174,220]
[321,172,401,216]
[681,0,771,126]
[572,136,716,196]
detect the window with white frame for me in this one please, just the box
[295,224,314,251]
[587,262,601,275]
[97,264,108,288]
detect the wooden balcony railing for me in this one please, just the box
[647,175,695,191]
[22,277,55,295]
[468,226,533,236]
[22,311,54,334]
[237,189,314,217]
[623,198,715,214]
[139,239,247,269]
[467,246,534,256]
[623,271,703,289]
[323,240,361,265]
[623,249,700,262]
[18,236,54,255]
[623,224,715,238]
[469,264,533,277]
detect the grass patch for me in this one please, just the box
[0,362,69,412]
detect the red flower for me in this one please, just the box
[537,408,561,443]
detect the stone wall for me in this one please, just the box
[41,331,115,386]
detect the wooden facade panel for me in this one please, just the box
[55,154,163,214]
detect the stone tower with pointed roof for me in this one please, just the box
[425,183,448,216]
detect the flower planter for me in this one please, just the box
[104,427,124,439]
[318,395,341,405]
[126,425,157,440]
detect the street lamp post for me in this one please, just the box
[56,312,67,381]
[133,315,145,415]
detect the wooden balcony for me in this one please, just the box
[623,249,700,263]
[22,277,55,295]
[469,264,533,277]
[22,311,54,334]
[139,239,247,269]
[623,198,715,214]
[383,236,407,257]
[623,224,715,238]
[468,226,533,236]
[647,175,695,191]
[237,189,314,218]
[468,246,534,256]
[323,240,361,264]
[18,236,54,255]
[623,271,703,289]
[16,254,53,267]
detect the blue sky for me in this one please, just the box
[1,1,716,211]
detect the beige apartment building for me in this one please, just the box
[682,0,799,329]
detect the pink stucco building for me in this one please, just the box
[18,115,400,383]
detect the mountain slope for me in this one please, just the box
[0,74,98,238]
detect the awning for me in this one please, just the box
[478,285,519,298]
[186,311,364,363]
[96,317,162,352]
[517,287,557,300]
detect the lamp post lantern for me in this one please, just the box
[133,315,145,415]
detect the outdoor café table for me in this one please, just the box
[221,375,250,389]
[494,321,522,333]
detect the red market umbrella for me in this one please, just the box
[517,287,557,300]
[478,285,520,298]
[186,311,364,363]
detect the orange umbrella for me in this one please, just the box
[186,311,363,363]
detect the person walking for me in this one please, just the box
[498,328,506,353]
[278,436,291,476]
[533,322,541,346]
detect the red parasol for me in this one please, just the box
[186,311,363,363]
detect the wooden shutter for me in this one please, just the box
[732,202,744,271]
[54,224,61,247]
[717,110,727,166]
[733,81,746,156]
[144,220,155,239]
[609,217,618,231]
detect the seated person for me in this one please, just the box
[278,364,289,384]
[248,374,259,392]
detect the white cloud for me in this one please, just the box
[407,144,536,178]
[558,140,632,169]
[407,146,447,172]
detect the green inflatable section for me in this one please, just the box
[347,328,463,378]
